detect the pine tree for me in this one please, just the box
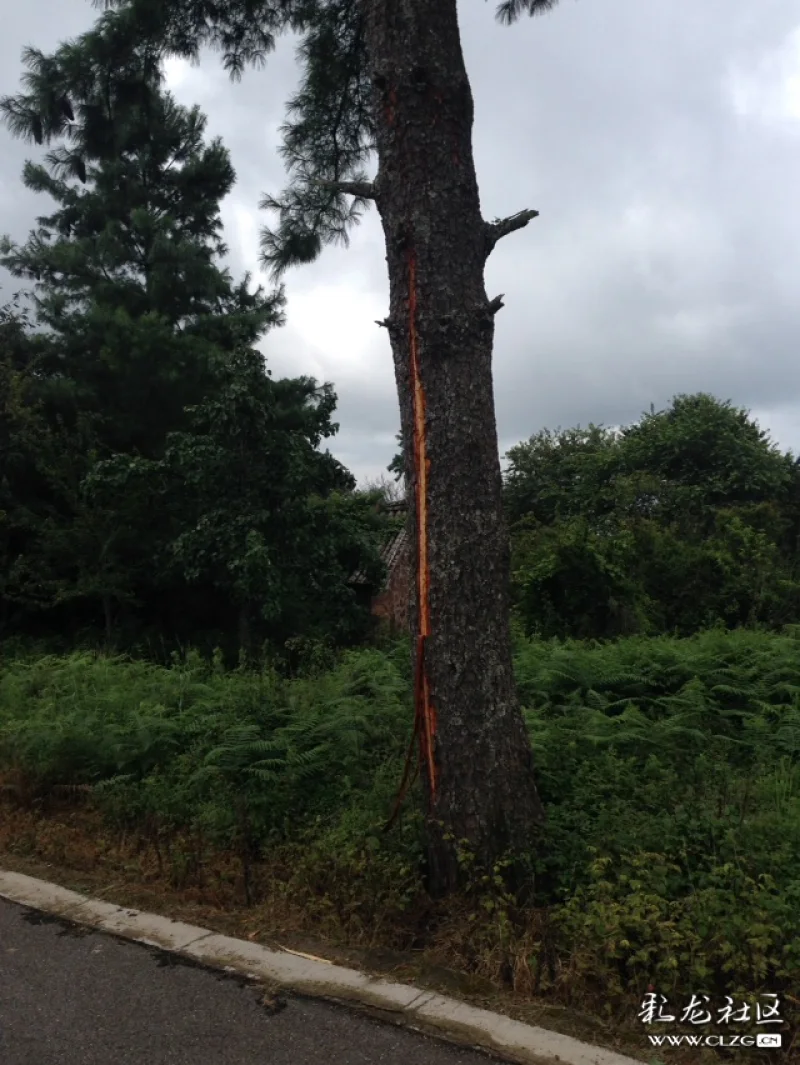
[0,38,284,637]
[12,0,560,891]
[1,37,284,459]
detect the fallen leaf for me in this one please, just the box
[261,991,287,1014]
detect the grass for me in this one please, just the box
[1,628,798,1059]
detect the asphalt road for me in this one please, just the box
[0,897,496,1065]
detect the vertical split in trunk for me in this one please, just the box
[408,247,438,796]
[364,0,545,894]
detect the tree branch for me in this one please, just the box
[487,294,505,315]
[483,208,539,257]
[311,178,376,200]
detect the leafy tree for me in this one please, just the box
[511,516,650,641]
[629,505,800,635]
[58,0,565,894]
[615,396,799,634]
[617,394,793,534]
[0,294,47,632]
[505,424,621,527]
[140,347,386,657]
[0,296,96,631]
[0,305,168,641]
[506,395,800,640]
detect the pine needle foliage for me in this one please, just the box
[84,0,562,275]
[493,0,564,27]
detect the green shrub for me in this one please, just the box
[1,629,798,1008]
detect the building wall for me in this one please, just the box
[371,541,411,632]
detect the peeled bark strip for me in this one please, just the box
[363,0,545,894]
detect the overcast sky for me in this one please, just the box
[2,0,799,483]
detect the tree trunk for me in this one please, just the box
[363,0,545,894]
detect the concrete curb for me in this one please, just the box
[0,869,644,1065]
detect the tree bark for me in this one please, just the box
[363,0,545,894]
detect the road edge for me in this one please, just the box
[0,868,644,1065]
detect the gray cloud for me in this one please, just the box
[2,0,799,484]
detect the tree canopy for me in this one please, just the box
[0,47,386,658]
[505,395,800,640]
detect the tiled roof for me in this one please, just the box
[350,503,409,586]
[381,526,409,572]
